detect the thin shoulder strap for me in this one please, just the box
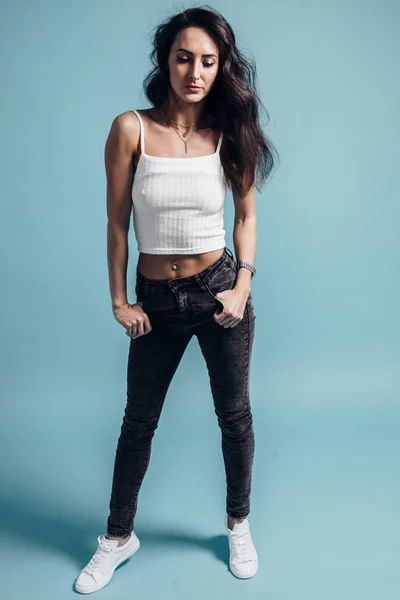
[216,131,223,153]
[132,109,145,154]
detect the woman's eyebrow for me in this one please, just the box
[176,47,217,58]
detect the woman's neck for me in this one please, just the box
[155,101,212,130]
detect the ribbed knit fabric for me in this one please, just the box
[131,109,228,254]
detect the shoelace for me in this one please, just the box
[84,538,114,575]
[231,531,252,562]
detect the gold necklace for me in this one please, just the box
[167,118,195,137]
[168,118,196,128]
[168,121,198,153]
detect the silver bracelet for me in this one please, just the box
[236,260,256,278]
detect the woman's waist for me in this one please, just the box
[137,247,225,281]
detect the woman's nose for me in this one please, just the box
[189,63,201,80]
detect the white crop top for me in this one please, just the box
[131,109,228,254]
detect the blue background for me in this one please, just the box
[0,1,399,598]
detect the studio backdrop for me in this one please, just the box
[0,1,398,599]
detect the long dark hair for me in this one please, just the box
[143,5,279,198]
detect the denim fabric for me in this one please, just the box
[107,246,256,536]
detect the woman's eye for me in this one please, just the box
[176,57,215,68]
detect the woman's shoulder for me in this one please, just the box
[108,110,146,154]
[112,109,146,130]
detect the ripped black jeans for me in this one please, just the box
[107,246,256,536]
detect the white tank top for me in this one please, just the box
[131,109,228,254]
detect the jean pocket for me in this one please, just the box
[203,261,238,303]
[246,293,256,322]
[135,278,147,304]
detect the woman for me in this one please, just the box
[75,6,276,594]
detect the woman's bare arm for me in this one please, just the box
[104,112,139,310]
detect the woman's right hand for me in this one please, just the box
[113,301,152,338]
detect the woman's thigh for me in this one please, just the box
[193,296,256,416]
[125,321,193,422]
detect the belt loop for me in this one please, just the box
[194,272,207,292]
[225,246,233,259]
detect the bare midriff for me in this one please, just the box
[137,248,224,280]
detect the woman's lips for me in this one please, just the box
[185,86,202,92]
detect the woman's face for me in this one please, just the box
[167,27,220,103]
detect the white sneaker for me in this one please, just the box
[75,532,140,594]
[225,515,258,578]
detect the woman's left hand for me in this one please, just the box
[213,288,250,328]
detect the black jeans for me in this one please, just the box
[107,246,256,536]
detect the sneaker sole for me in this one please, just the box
[229,561,258,579]
[75,535,140,594]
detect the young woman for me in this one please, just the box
[75,6,276,594]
